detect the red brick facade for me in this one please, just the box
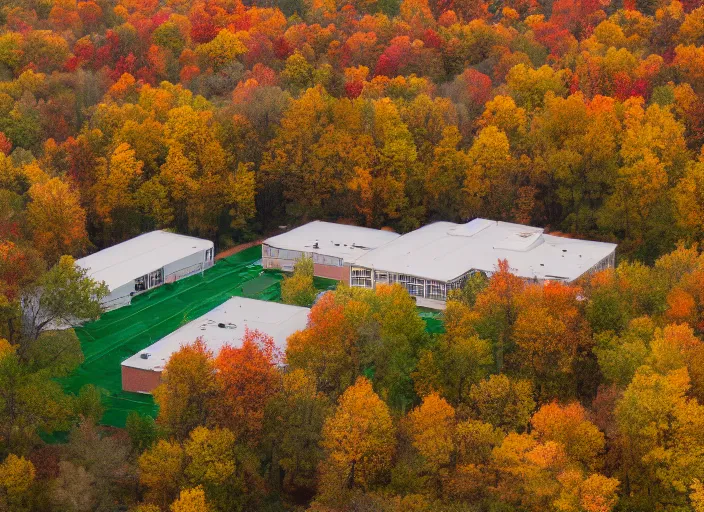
[122,366,162,394]
[313,263,350,284]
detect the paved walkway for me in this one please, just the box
[215,240,263,261]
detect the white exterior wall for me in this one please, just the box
[163,250,211,283]
[102,281,135,311]
[101,247,214,311]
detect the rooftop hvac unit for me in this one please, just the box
[140,353,151,359]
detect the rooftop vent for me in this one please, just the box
[140,353,151,359]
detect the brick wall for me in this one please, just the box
[122,366,163,394]
[313,263,350,284]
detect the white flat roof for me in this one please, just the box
[263,221,400,263]
[353,219,617,283]
[75,231,213,291]
[122,297,310,371]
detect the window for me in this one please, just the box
[313,253,342,266]
[351,268,372,288]
[134,275,147,292]
[264,246,304,261]
[427,280,446,301]
[205,248,213,261]
[149,268,164,288]
[448,270,483,291]
[398,274,425,298]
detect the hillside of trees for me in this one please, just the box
[2,0,704,509]
[0,0,702,261]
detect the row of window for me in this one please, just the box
[263,245,343,267]
[135,268,164,292]
[351,268,372,288]
[351,268,476,301]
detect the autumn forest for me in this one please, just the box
[1,0,704,508]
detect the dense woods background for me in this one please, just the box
[2,0,704,509]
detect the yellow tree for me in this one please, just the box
[138,439,185,510]
[318,377,395,502]
[530,402,605,471]
[692,479,704,512]
[263,369,331,493]
[0,454,35,510]
[161,106,252,237]
[372,98,416,225]
[479,95,527,147]
[673,151,704,241]
[505,65,568,110]
[170,486,211,512]
[260,86,332,220]
[183,426,261,512]
[281,255,317,307]
[195,29,246,71]
[615,366,704,507]
[469,374,535,432]
[92,142,144,242]
[226,162,256,231]
[444,419,504,502]
[464,125,517,221]
[27,177,88,263]
[153,339,219,440]
[407,393,456,473]
[425,126,471,220]
[603,98,688,255]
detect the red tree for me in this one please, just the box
[214,328,282,441]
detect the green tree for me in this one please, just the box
[413,301,492,406]
[73,384,104,424]
[17,256,107,355]
[263,369,330,493]
[281,255,316,307]
[0,347,73,453]
[126,411,158,453]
